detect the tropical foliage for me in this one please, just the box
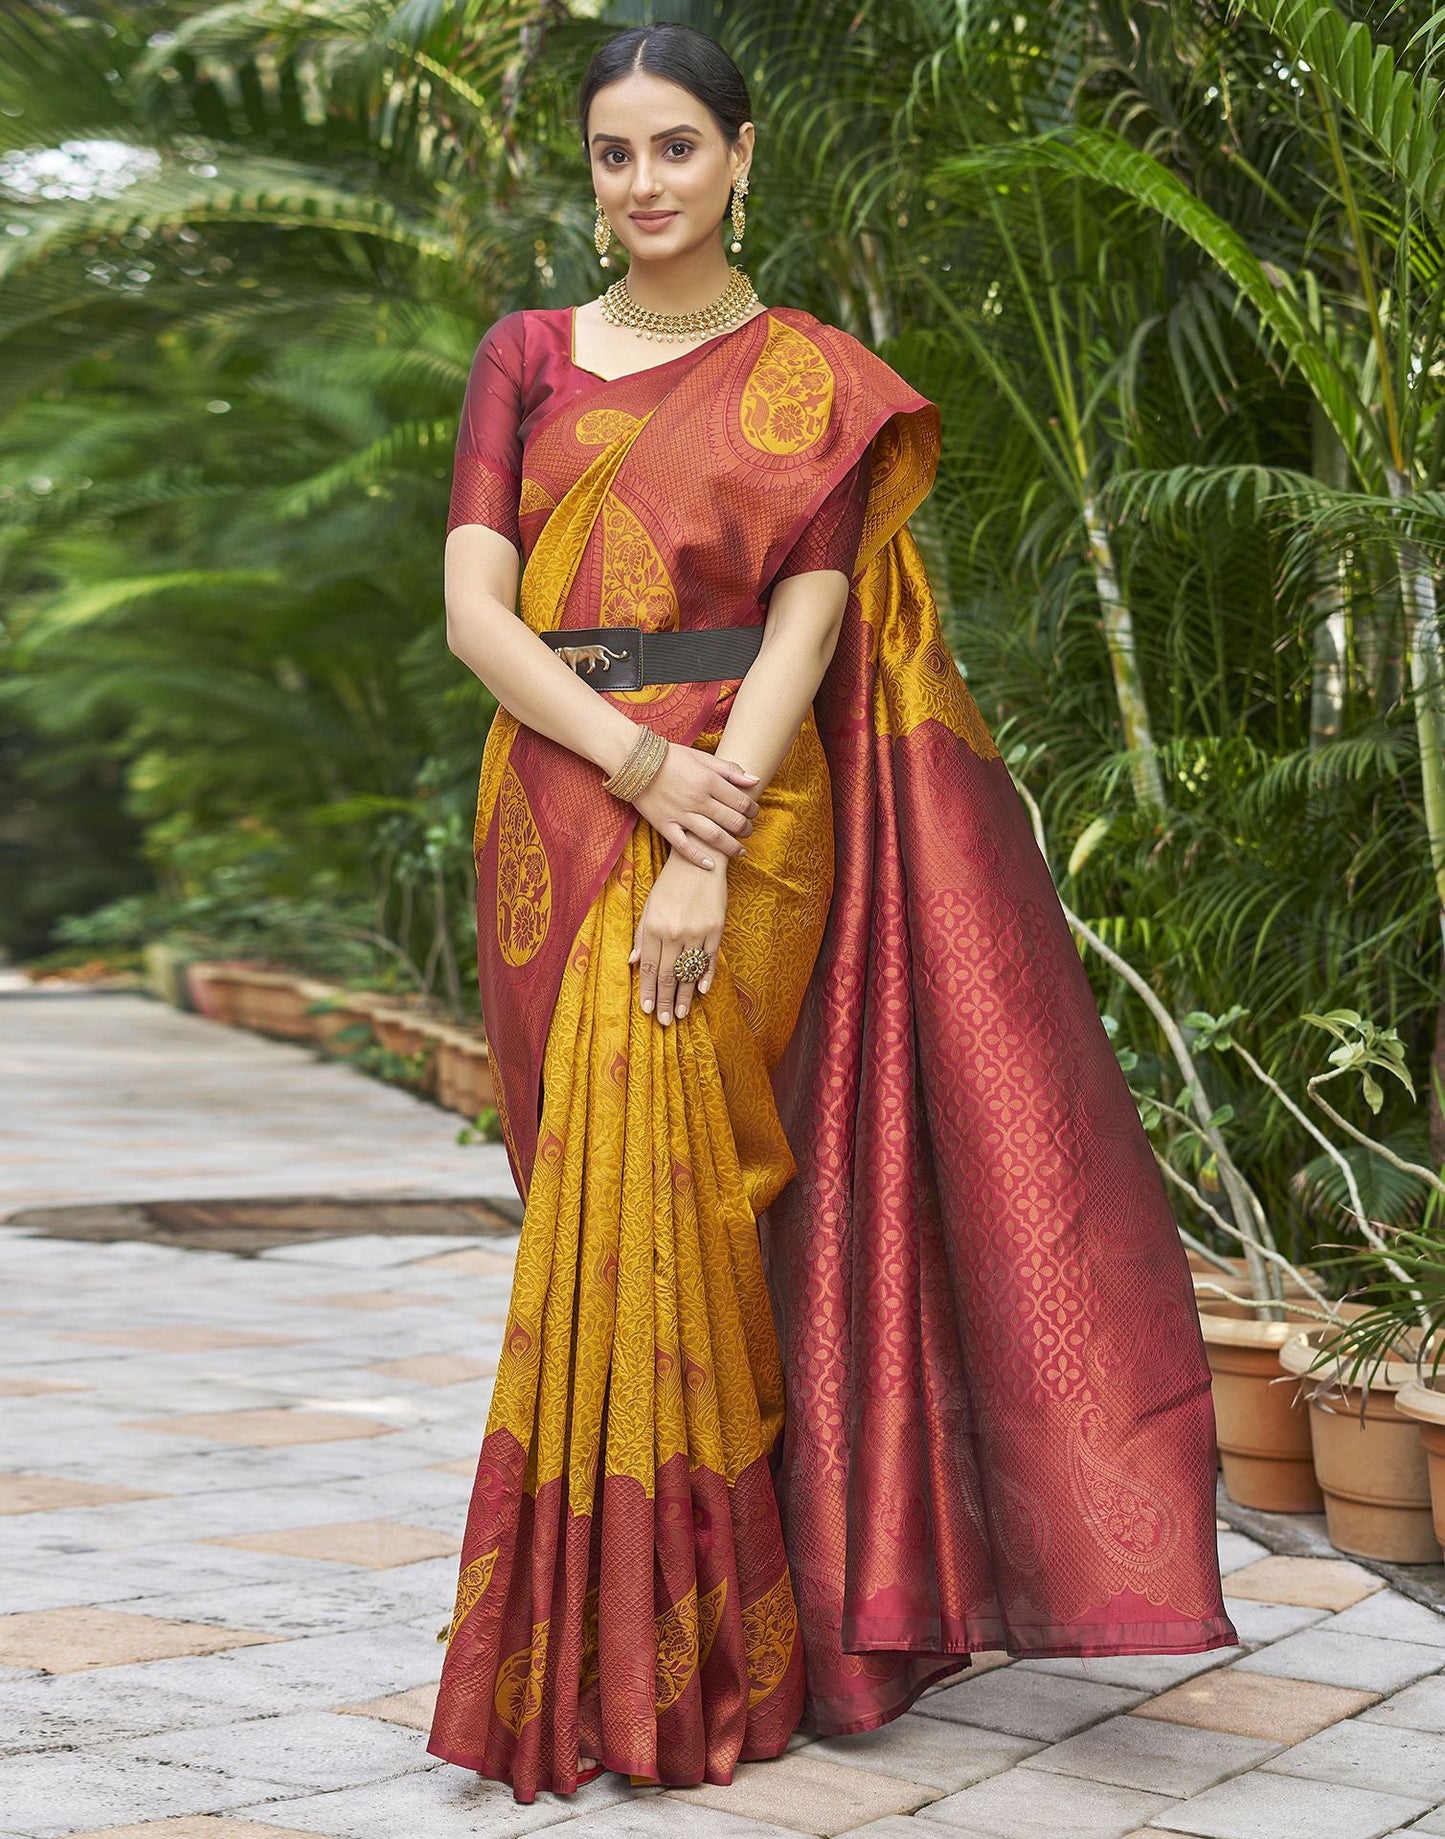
[2,0,1442,1254]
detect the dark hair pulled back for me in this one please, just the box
[578,23,751,153]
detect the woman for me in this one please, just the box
[429,22,1235,1806]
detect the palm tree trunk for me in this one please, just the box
[1385,472,1445,1166]
[1082,492,1167,811]
[1310,404,1349,752]
[1387,469,1445,961]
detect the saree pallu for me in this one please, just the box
[430,309,1234,1800]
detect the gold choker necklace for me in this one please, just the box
[598,266,759,342]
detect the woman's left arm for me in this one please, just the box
[715,566,851,787]
[630,567,850,1026]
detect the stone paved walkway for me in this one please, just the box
[3,992,1445,1838]
[0,989,517,1211]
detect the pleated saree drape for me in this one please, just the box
[429,307,1234,1804]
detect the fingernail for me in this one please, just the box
[703,858,715,869]
[659,1012,671,1025]
[642,999,653,1014]
[677,1005,688,1018]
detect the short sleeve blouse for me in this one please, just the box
[446,314,524,549]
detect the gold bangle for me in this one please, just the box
[602,731,650,800]
[617,728,667,801]
[601,724,667,802]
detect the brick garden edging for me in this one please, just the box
[182,961,495,1121]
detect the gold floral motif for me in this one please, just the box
[495,765,551,966]
[576,407,643,448]
[600,494,678,633]
[738,320,834,456]
[494,1619,550,1733]
[443,1545,499,1645]
[519,475,555,515]
[653,1583,699,1712]
[698,1575,728,1665]
[741,1570,797,1706]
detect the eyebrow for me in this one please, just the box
[589,123,703,147]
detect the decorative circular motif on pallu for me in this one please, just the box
[738,319,834,457]
[494,1619,549,1733]
[600,494,678,632]
[741,1570,798,1705]
[575,407,642,447]
[653,1583,700,1712]
[495,764,551,966]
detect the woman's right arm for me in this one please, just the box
[444,524,759,869]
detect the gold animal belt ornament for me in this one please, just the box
[554,642,629,675]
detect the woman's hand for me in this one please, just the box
[628,853,728,1025]
[630,742,759,870]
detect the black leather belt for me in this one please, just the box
[538,624,763,691]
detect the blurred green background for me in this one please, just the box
[3,0,1443,1258]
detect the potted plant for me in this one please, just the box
[1301,1082,1445,1554]
[1280,1323,1436,1562]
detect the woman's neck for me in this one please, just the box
[619,244,736,315]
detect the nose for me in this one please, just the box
[631,160,663,202]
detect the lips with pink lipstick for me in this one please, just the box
[629,209,678,231]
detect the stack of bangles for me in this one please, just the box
[601,723,668,802]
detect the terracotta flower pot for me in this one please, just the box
[1199,1311,1325,1512]
[1280,1329,1439,1564]
[1394,1379,1445,1553]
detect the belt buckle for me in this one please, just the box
[552,626,643,692]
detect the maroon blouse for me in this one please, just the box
[446,308,871,584]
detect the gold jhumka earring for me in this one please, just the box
[594,198,613,268]
[729,175,749,254]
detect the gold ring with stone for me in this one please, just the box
[672,945,711,984]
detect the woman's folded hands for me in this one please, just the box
[630,742,758,870]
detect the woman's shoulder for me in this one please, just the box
[474,305,571,350]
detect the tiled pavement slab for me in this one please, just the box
[913,1667,1148,1740]
[9,996,1445,1838]
[64,1821,331,1838]
[1220,1554,1385,1610]
[1016,1713,1281,1795]
[1361,1674,1445,1732]
[918,1769,1180,1836]
[1137,1770,1431,1837]
[804,1715,1041,1788]
[662,1751,941,1833]
[1232,1626,1445,1693]
[1130,1667,1380,1742]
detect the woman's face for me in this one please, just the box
[587,71,752,266]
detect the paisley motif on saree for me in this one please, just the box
[429,308,1234,1800]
